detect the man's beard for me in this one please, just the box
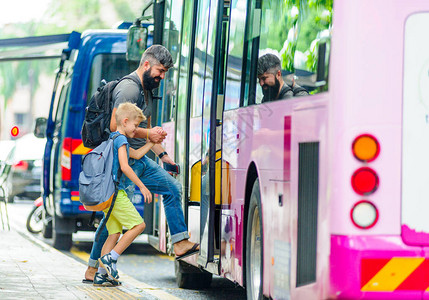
[262,77,280,101]
[143,68,162,90]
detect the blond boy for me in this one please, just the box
[94,102,153,286]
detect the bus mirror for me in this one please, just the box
[127,25,148,61]
[34,117,47,138]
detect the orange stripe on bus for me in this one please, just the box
[396,259,429,291]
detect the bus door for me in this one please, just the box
[187,0,228,272]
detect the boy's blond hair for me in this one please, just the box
[115,102,145,125]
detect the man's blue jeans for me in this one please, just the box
[88,222,108,268]
[88,155,189,267]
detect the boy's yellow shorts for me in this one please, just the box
[103,190,144,235]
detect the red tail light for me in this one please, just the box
[13,160,29,170]
[61,137,72,181]
[351,167,379,195]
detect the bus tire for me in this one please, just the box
[174,260,212,289]
[246,179,264,300]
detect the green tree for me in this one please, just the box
[0,0,149,106]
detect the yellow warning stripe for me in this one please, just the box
[71,247,90,262]
[76,285,141,300]
[71,196,80,201]
[70,248,180,299]
[361,257,425,291]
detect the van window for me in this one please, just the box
[54,81,71,132]
[87,54,139,102]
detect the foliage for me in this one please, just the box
[0,0,149,103]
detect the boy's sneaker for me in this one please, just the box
[93,272,121,287]
[98,254,120,282]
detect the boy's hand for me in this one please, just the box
[148,127,167,143]
[139,185,152,203]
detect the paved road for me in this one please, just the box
[7,200,247,300]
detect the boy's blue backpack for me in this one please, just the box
[79,133,122,238]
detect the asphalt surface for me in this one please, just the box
[7,200,247,300]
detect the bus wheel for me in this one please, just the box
[246,179,264,300]
[174,260,212,289]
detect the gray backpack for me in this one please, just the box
[79,133,121,210]
[79,133,122,238]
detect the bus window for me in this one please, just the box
[245,0,332,105]
[87,53,138,102]
[254,0,307,104]
[175,0,195,203]
[224,0,248,110]
[293,0,332,94]
[161,0,182,123]
[242,0,261,106]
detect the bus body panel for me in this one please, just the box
[329,0,406,237]
[328,0,429,298]
[402,12,429,245]
[154,0,429,298]
[220,96,329,298]
[289,97,329,299]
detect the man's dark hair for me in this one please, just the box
[257,53,282,76]
[140,44,174,69]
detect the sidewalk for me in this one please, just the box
[0,227,175,300]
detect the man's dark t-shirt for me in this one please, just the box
[262,83,309,103]
[113,72,153,150]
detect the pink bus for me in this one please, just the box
[146,0,429,298]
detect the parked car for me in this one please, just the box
[6,134,45,202]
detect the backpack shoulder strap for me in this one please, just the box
[109,132,123,182]
[110,132,121,140]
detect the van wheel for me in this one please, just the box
[246,179,264,300]
[42,211,53,239]
[53,231,72,250]
[174,260,212,289]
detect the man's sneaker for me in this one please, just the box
[93,272,121,287]
[98,254,120,282]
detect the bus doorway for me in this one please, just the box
[184,0,229,274]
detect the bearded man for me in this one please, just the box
[257,53,308,102]
[83,44,199,284]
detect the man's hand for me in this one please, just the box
[139,185,152,203]
[148,126,167,143]
[161,154,175,166]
